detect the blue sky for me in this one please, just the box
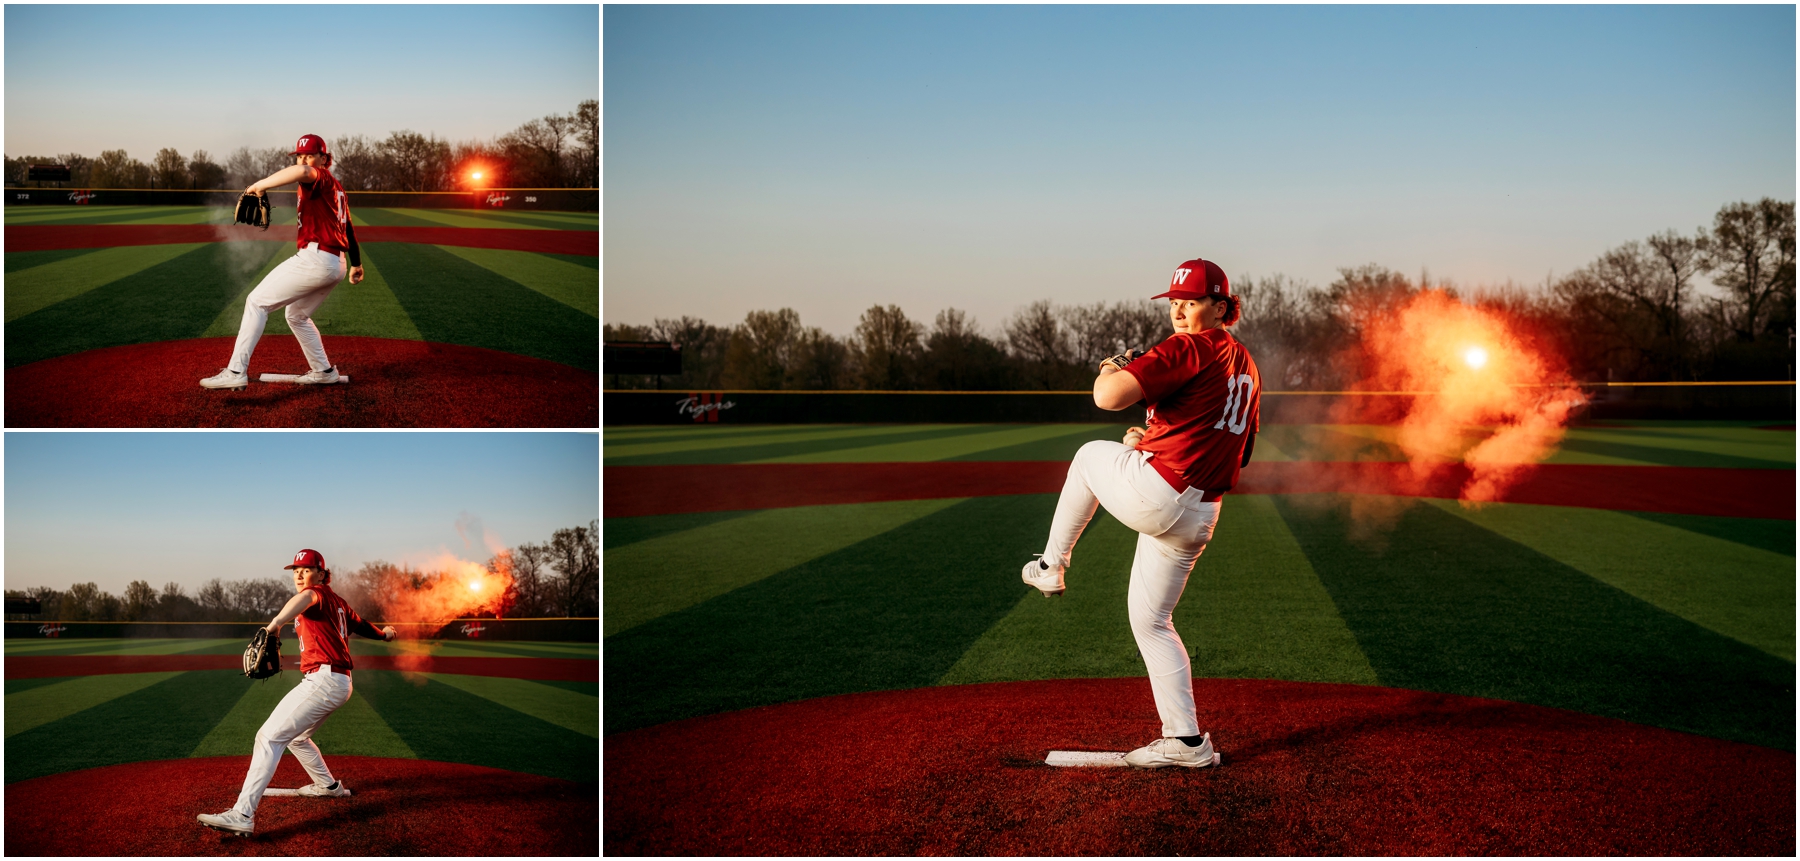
[5,4,597,161]
[4,433,598,596]
[605,5,1796,338]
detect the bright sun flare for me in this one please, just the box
[1463,346,1489,369]
[469,581,482,592]
[471,171,483,180]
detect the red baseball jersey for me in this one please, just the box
[293,583,379,674]
[294,166,350,255]
[1124,328,1261,492]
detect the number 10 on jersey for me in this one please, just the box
[1213,374,1254,434]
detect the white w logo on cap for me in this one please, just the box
[1172,268,1192,285]
[294,551,306,563]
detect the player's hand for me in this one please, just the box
[264,622,281,635]
[1123,426,1147,449]
[348,266,365,285]
[381,625,398,641]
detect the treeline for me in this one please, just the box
[606,199,1795,390]
[7,520,599,623]
[3,100,595,192]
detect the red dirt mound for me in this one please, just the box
[7,654,597,682]
[5,224,596,256]
[606,678,1794,855]
[6,755,595,856]
[605,461,1795,519]
[7,336,596,427]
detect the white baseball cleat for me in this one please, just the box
[197,809,255,836]
[1021,555,1065,597]
[293,366,340,385]
[199,368,249,390]
[1124,733,1222,769]
[296,779,352,797]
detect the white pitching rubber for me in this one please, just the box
[258,373,351,384]
[262,788,301,796]
[1046,750,1128,767]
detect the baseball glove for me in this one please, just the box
[243,628,282,680]
[233,191,271,230]
[1102,349,1141,371]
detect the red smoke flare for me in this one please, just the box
[1357,290,1584,502]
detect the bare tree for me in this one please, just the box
[151,148,186,189]
[1703,198,1796,342]
[90,149,134,188]
[507,543,555,617]
[225,146,260,190]
[188,150,227,190]
[377,130,453,192]
[921,308,1013,390]
[853,305,924,390]
[63,582,100,621]
[1005,300,1077,389]
[546,521,598,617]
[56,152,94,187]
[331,134,380,191]
[721,308,803,389]
[196,578,229,615]
[123,580,156,621]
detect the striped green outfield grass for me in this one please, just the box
[3,640,597,784]
[602,422,1796,749]
[605,422,1795,468]
[4,207,596,370]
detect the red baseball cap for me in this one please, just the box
[285,548,326,570]
[1151,258,1230,300]
[291,135,330,157]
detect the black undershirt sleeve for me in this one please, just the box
[1241,431,1256,468]
[344,218,362,268]
[346,613,383,640]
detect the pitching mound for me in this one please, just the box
[6,336,596,427]
[606,678,1794,855]
[5,755,595,855]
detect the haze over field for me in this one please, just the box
[606,5,1796,337]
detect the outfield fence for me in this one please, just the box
[5,187,598,212]
[603,382,1796,425]
[5,618,598,642]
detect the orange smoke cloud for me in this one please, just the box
[384,552,514,637]
[1360,290,1584,503]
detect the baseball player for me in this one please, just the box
[1021,257,1259,769]
[197,549,397,837]
[201,134,365,389]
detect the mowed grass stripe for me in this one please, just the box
[6,242,275,367]
[1432,500,1796,661]
[5,247,102,274]
[5,677,74,695]
[605,498,963,635]
[6,672,185,737]
[939,496,1378,687]
[303,249,426,340]
[1554,428,1795,468]
[604,424,1006,466]
[351,207,452,227]
[604,423,974,460]
[426,672,598,737]
[756,424,1116,463]
[189,670,418,759]
[345,640,598,659]
[1622,510,1796,557]
[4,670,246,783]
[384,208,554,230]
[355,670,596,782]
[374,242,596,371]
[1275,494,1794,751]
[942,423,1136,462]
[4,205,172,224]
[439,245,597,317]
[460,210,599,231]
[2,637,237,657]
[6,243,209,323]
[198,242,297,336]
[605,494,1049,735]
[605,509,756,550]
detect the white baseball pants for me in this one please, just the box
[231,666,351,817]
[227,243,344,375]
[1040,439,1221,738]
